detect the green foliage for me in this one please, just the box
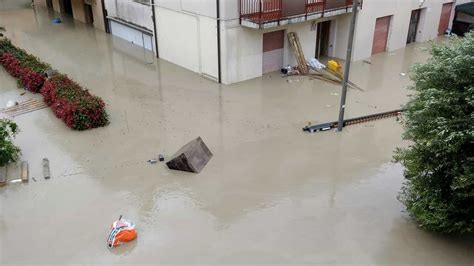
[0,38,50,73]
[395,33,474,233]
[0,119,21,167]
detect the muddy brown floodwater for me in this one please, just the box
[0,4,473,265]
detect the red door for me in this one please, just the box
[438,2,453,36]
[372,16,391,55]
[262,30,285,74]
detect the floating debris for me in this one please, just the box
[1,99,47,117]
[21,161,28,182]
[147,159,158,164]
[43,158,50,179]
[107,215,137,249]
[6,100,18,108]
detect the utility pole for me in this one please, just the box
[337,0,359,131]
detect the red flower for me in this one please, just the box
[41,75,108,130]
[1,51,108,130]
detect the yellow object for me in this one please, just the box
[327,60,342,74]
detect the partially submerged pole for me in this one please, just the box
[337,0,359,131]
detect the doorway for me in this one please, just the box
[84,3,94,25]
[372,16,391,55]
[438,2,453,36]
[315,20,331,59]
[46,0,53,9]
[262,30,285,74]
[62,0,73,16]
[407,9,421,44]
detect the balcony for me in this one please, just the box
[240,0,361,29]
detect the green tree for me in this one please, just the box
[0,119,21,167]
[395,33,474,233]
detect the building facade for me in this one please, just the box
[34,0,472,84]
[34,0,107,31]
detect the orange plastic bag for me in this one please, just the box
[107,216,137,249]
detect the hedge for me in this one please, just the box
[41,74,108,130]
[0,38,108,130]
[0,53,45,92]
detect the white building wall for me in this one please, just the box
[220,0,239,20]
[109,20,154,50]
[34,0,106,31]
[221,20,263,84]
[199,16,219,78]
[152,0,472,84]
[155,5,219,80]
[352,0,463,61]
[155,0,216,17]
[104,0,153,30]
[221,14,353,84]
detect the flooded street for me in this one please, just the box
[1,5,473,265]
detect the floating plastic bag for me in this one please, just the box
[107,216,137,249]
[307,58,326,71]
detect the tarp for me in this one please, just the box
[456,2,474,17]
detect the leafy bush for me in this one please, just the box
[0,119,21,167]
[41,74,109,130]
[0,39,49,92]
[395,33,474,233]
[0,38,109,130]
[0,38,50,74]
[0,53,45,92]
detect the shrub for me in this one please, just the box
[395,33,474,233]
[0,53,45,92]
[0,39,48,92]
[0,39,50,73]
[0,38,109,130]
[0,52,23,78]
[41,74,109,130]
[0,119,21,167]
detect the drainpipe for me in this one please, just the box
[101,0,110,33]
[151,0,159,58]
[216,0,222,83]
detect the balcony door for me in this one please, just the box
[263,30,285,74]
[438,2,453,36]
[372,16,391,55]
[407,9,421,44]
[316,20,331,59]
[84,3,94,25]
[61,0,73,16]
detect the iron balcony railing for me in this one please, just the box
[240,0,357,24]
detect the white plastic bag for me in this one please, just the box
[307,58,326,70]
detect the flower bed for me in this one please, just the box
[41,74,108,130]
[0,38,108,130]
[0,53,45,92]
[0,39,49,92]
